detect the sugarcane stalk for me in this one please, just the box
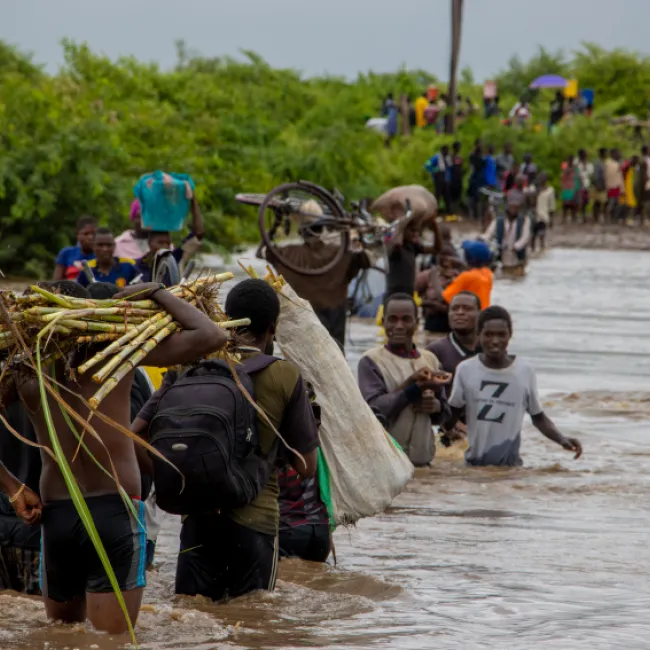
[77,311,172,375]
[91,315,175,384]
[58,320,134,333]
[218,318,251,330]
[29,286,74,308]
[89,324,178,408]
[76,334,122,344]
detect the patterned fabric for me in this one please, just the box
[0,546,41,595]
[278,467,328,530]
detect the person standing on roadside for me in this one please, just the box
[576,150,594,222]
[449,142,464,215]
[414,92,428,129]
[533,173,556,252]
[483,145,498,190]
[467,140,485,221]
[496,143,515,186]
[592,148,608,222]
[425,145,451,215]
[441,306,583,467]
[561,155,582,224]
[605,149,626,223]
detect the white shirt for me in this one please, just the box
[482,215,531,252]
[449,356,543,466]
[536,187,557,225]
[577,161,594,189]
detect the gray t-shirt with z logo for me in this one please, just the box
[448,356,543,466]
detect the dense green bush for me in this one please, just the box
[0,40,647,277]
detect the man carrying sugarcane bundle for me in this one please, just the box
[0,279,227,634]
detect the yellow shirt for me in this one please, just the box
[415,97,428,128]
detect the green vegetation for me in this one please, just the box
[1,40,648,276]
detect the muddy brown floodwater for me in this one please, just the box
[3,247,650,650]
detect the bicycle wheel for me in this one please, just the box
[258,182,349,276]
[152,252,181,287]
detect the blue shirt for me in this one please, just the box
[76,258,138,288]
[55,245,95,280]
[483,155,497,187]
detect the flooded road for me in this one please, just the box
[4,248,650,650]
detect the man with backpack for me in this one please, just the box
[134,279,320,601]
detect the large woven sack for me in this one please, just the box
[274,282,414,526]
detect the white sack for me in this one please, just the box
[274,282,414,526]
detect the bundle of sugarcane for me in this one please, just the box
[0,272,248,409]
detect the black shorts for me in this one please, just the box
[175,512,278,601]
[280,523,331,563]
[40,494,146,602]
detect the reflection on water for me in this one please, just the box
[4,248,650,650]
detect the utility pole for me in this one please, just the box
[447,0,464,134]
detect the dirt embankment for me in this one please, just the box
[447,219,650,251]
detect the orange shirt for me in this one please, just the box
[442,267,493,309]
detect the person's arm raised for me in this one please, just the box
[114,283,228,368]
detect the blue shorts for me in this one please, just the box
[40,494,146,602]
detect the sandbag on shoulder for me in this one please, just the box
[273,282,414,527]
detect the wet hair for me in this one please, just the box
[578,149,587,157]
[76,216,97,232]
[94,227,114,239]
[44,280,91,300]
[642,145,649,156]
[87,282,119,300]
[478,305,512,334]
[225,279,280,337]
[384,292,418,314]
[599,147,607,157]
[451,290,481,310]
[452,141,461,151]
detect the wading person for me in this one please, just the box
[134,193,204,283]
[0,402,42,595]
[370,185,442,299]
[0,279,227,634]
[482,192,531,275]
[441,241,493,310]
[428,291,481,445]
[441,306,583,466]
[259,200,369,352]
[135,279,320,601]
[53,216,97,281]
[358,293,449,467]
[533,173,555,252]
[76,228,138,288]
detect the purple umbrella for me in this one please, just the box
[529,74,568,89]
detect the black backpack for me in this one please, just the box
[148,355,279,515]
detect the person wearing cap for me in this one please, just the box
[440,240,494,310]
[481,191,531,272]
[114,200,151,260]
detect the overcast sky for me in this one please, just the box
[3,0,649,80]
